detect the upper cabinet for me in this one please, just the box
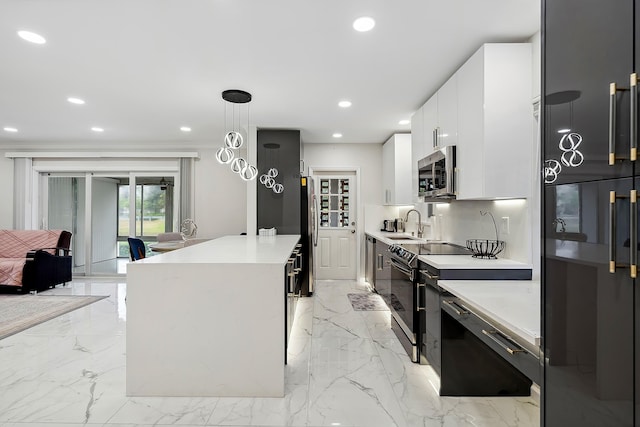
[456,43,532,200]
[382,134,412,205]
[411,106,426,202]
[420,75,458,152]
[436,75,458,150]
[410,42,533,201]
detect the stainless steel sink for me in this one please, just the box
[385,235,421,241]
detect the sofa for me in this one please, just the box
[0,229,72,293]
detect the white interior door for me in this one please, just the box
[315,173,357,280]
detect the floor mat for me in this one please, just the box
[347,292,404,311]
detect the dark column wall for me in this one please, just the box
[257,130,301,235]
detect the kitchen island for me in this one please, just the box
[126,234,300,398]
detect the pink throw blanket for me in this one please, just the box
[0,230,62,287]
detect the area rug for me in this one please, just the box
[347,293,404,311]
[0,294,108,340]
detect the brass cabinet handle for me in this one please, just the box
[482,329,526,355]
[631,190,637,278]
[610,190,617,273]
[419,269,439,280]
[610,83,618,165]
[609,190,634,276]
[631,73,638,162]
[609,81,630,165]
[442,300,469,316]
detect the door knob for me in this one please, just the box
[351,229,355,234]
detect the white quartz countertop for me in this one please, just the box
[418,255,532,270]
[136,235,301,264]
[438,280,540,349]
[365,230,532,270]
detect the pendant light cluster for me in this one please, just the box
[259,143,284,194]
[543,90,585,184]
[215,89,258,181]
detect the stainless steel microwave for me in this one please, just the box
[417,145,456,200]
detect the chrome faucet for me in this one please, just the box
[405,209,424,238]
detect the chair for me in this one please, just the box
[128,237,146,261]
[157,232,183,242]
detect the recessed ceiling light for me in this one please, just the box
[338,100,352,108]
[180,126,192,132]
[67,97,85,105]
[3,127,18,133]
[17,30,46,44]
[332,133,343,138]
[398,119,410,125]
[353,17,375,32]
[91,127,104,132]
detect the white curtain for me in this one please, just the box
[179,157,194,224]
[12,157,33,230]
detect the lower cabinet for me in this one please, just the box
[284,242,303,364]
[440,295,538,396]
[365,234,376,287]
[373,240,391,303]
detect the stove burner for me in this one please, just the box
[388,242,471,268]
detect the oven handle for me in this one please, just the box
[388,258,414,279]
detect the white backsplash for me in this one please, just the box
[400,199,532,265]
[363,203,405,233]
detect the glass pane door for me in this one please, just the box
[134,177,174,238]
[319,178,350,228]
[47,176,86,274]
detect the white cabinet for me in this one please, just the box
[411,106,425,202]
[436,75,458,150]
[423,95,438,151]
[456,43,532,200]
[382,134,412,205]
[421,75,458,152]
[411,76,458,200]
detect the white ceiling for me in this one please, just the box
[0,0,540,146]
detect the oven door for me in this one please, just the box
[388,257,419,362]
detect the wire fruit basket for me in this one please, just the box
[466,239,505,259]
[466,210,506,259]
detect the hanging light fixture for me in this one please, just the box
[259,143,285,193]
[216,89,258,181]
[543,90,583,184]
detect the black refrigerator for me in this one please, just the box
[257,129,316,295]
[542,1,640,425]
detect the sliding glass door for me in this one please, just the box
[46,175,86,274]
[42,172,178,276]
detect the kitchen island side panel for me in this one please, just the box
[126,262,285,397]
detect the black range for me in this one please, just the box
[384,242,472,364]
[383,241,532,366]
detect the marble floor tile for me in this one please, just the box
[107,397,219,425]
[0,278,539,427]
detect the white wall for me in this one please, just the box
[193,147,247,238]
[302,142,384,279]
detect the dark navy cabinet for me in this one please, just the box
[543,1,640,425]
